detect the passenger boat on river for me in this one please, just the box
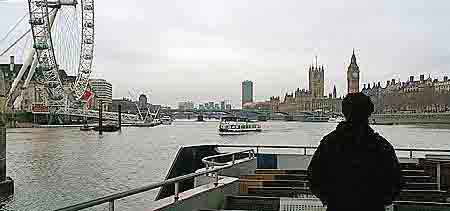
[218,116,262,135]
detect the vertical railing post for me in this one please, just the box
[108,200,114,211]
[232,154,235,165]
[98,100,103,135]
[409,150,413,159]
[118,105,122,130]
[304,147,307,155]
[437,162,441,191]
[256,147,259,156]
[214,171,219,186]
[174,182,179,201]
[206,163,211,177]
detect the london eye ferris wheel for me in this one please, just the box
[1,0,95,113]
[27,0,95,108]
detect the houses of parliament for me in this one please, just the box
[269,49,449,114]
[270,50,360,113]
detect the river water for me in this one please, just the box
[2,121,450,211]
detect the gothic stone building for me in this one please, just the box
[362,75,450,113]
[272,58,343,113]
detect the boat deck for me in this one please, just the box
[53,145,450,211]
[152,145,450,211]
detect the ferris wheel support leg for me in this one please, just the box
[6,49,35,109]
[23,55,38,90]
[13,55,39,110]
[48,8,58,28]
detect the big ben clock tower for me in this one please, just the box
[347,49,360,93]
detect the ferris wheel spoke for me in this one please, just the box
[52,6,81,77]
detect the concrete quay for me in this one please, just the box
[371,112,450,125]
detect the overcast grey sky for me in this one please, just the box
[1,0,449,107]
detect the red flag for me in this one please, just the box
[80,90,93,101]
[80,90,94,109]
[86,97,93,109]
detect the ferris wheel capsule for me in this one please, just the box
[83,54,93,60]
[34,1,45,7]
[84,21,94,28]
[84,38,94,44]
[29,17,44,25]
[33,41,49,50]
[83,4,93,10]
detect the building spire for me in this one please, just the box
[333,85,337,98]
[315,55,318,68]
[351,48,357,65]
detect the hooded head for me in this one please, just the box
[342,92,374,123]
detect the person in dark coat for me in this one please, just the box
[307,92,402,211]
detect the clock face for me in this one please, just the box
[352,72,358,79]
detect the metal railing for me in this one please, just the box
[202,149,255,167]
[53,144,450,211]
[216,144,450,192]
[201,149,255,186]
[423,159,450,191]
[215,144,450,158]
[54,149,255,211]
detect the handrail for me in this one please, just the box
[54,149,255,211]
[202,149,254,167]
[215,144,450,158]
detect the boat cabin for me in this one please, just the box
[221,116,250,122]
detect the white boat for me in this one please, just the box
[218,116,262,135]
[328,116,345,123]
[161,116,173,125]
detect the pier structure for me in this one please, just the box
[0,63,14,197]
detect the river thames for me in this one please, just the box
[2,121,450,210]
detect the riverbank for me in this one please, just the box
[371,112,450,125]
[5,112,450,128]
